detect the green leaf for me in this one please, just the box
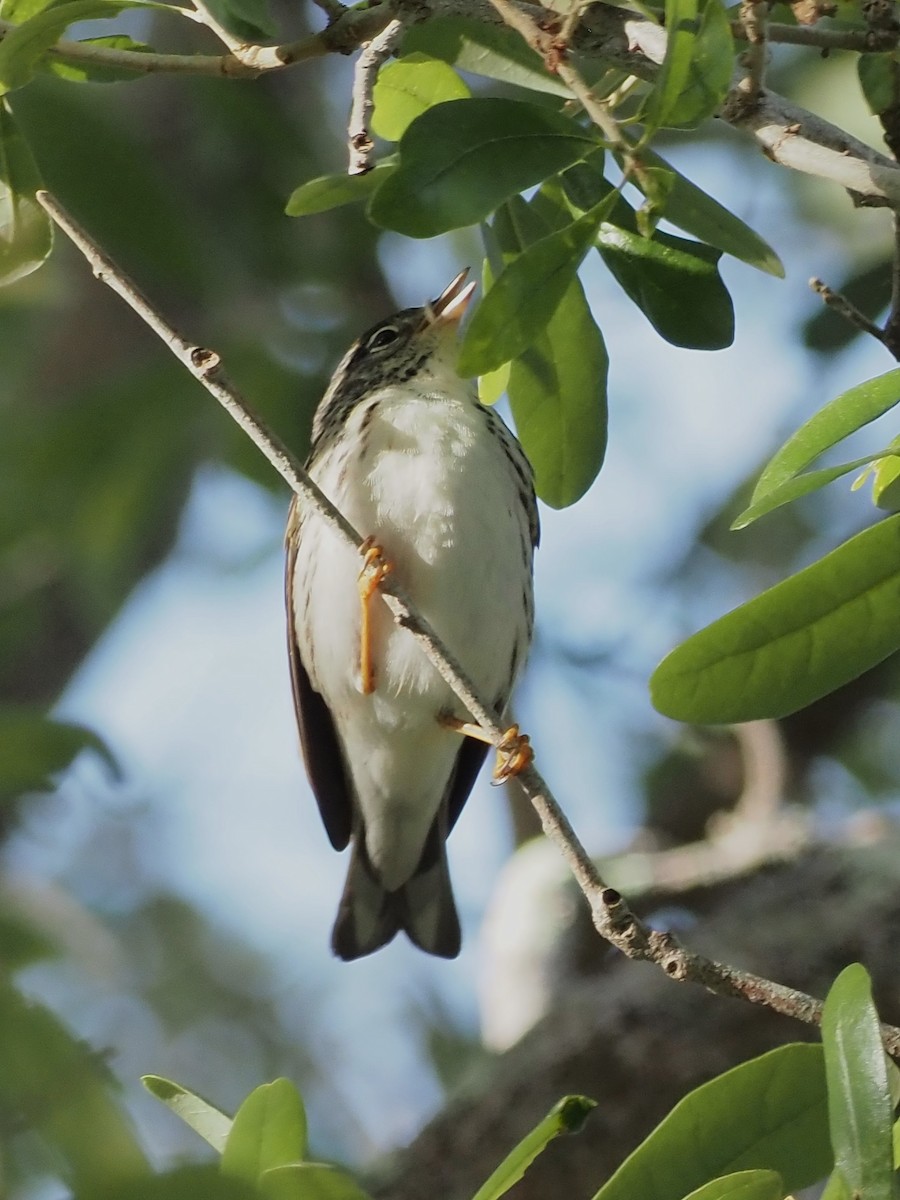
[651,514,900,723]
[372,55,470,141]
[285,160,396,217]
[731,453,885,528]
[221,1079,309,1185]
[45,35,155,82]
[858,54,900,117]
[0,980,151,1192]
[592,1044,831,1200]
[0,0,68,22]
[198,0,274,40]
[459,199,611,375]
[260,1163,373,1200]
[0,97,51,284]
[682,1171,785,1200]
[402,16,570,96]
[653,0,734,130]
[821,965,895,1200]
[508,272,608,508]
[472,1096,597,1200]
[596,223,734,349]
[634,145,783,276]
[0,706,117,799]
[368,98,598,238]
[0,912,58,968]
[819,1168,853,1200]
[83,1166,261,1200]
[0,0,131,93]
[871,453,900,512]
[749,369,900,505]
[645,0,699,132]
[141,1076,233,1153]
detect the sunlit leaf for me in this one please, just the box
[821,966,894,1200]
[592,1045,831,1200]
[402,16,570,96]
[221,1079,309,1185]
[472,1096,597,1200]
[646,0,733,130]
[681,1171,785,1200]
[634,145,783,276]
[372,54,470,141]
[651,515,900,723]
[508,274,608,509]
[285,160,395,217]
[0,97,51,284]
[749,369,900,505]
[645,0,699,132]
[870,453,900,511]
[0,0,138,93]
[261,1163,373,1200]
[368,97,597,237]
[459,199,611,375]
[731,453,885,528]
[141,1076,233,1153]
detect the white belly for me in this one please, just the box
[292,382,533,887]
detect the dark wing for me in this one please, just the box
[446,737,491,834]
[285,496,353,851]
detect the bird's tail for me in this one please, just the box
[331,822,461,961]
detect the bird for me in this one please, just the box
[284,269,539,961]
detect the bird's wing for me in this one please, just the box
[445,737,491,835]
[284,495,353,851]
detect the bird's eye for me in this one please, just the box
[366,325,400,352]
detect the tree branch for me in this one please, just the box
[4,0,899,207]
[347,19,404,174]
[35,190,900,1056]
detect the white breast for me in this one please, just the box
[291,376,534,886]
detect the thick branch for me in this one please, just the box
[3,0,898,207]
[35,191,900,1056]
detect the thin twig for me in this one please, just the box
[347,19,404,175]
[759,20,899,51]
[17,1,396,78]
[736,0,769,109]
[485,0,630,156]
[35,190,900,1057]
[810,276,888,344]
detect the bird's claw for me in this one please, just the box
[492,724,533,784]
[358,537,393,695]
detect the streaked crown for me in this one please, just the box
[310,271,476,450]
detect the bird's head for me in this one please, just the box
[312,270,477,446]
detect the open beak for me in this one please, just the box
[424,268,477,327]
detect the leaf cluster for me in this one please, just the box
[37,964,890,1200]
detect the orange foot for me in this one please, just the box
[440,716,533,783]
[358,536,393,695]
[493,724,533,784]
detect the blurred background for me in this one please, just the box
[2,8,900,1196]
